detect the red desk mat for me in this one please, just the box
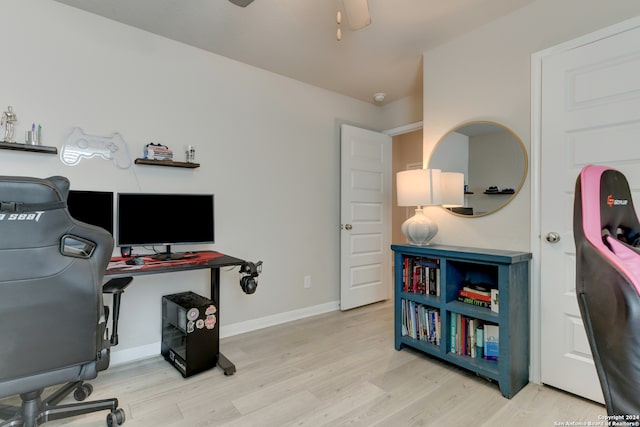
[107,251,225,275]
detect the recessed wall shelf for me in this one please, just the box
[134,158,200,169]
[0,142,57,154]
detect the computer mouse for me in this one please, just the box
[125,257,144,266]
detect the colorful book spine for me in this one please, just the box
[450,313,457,353]
[484,324,499,360]
[457,296,491,308]
[402,257,441,296]
[401,299,440,345]
[459,289,491,302]
[448,316,489,359]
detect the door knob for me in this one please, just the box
[345,224,353,230]
[546,232,561,243]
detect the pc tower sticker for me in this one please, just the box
[205,315,216,329]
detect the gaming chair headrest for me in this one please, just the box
[0,175,69,205]
[575,165,640,246]
[575,164,640,296]
[47,176,70,200]
[0,176,72,249]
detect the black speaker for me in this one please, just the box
[161,292,218,377]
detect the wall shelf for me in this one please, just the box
[134,158,200,169]
[0,141,57,154]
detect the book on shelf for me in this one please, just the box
[476,324,484,359]
[469,318,477,358]
[401,299,440,345]
[491,288,499,313]
[456,283,498,309]
[484,324,499,360]
[457,312,462,355]
[460,288,491,302]
[429,266,439,296]
[450,313,457,354]
[460,281,495,296]
[456,295,491,308]
[402,257,440,296]
[449,315,497,361]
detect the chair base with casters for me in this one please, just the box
[0,382,125,427]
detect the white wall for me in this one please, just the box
[0,0,416,361]
[422,0,640,251]
[380,93,422,131]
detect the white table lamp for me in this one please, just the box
[396,169,442,245]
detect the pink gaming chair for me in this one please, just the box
[574,164,640,415]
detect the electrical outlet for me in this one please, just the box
[304,275,311,289]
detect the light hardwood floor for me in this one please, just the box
[2,300,605,426]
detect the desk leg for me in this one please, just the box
[211,267,236,376]
[218,353,236,376]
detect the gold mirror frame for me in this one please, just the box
[428,120,528,218]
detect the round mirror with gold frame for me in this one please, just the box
[428,121,527,217]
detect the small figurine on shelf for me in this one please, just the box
[1,106,17,143]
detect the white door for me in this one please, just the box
[340,124,392,310]
[539,20,640,403]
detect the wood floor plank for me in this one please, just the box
[0,299,605,426]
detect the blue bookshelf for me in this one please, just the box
[392,244,531,399]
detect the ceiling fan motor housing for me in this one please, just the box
[229,0,255,7]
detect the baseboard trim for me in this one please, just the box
[219,300,339,338]
[110,342,160,366]
[110,300,340,366]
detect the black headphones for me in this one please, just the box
[239,261,262,294]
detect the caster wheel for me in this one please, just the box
[73,383,93,401]
[106,408,125,426]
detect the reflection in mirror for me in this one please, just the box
[429,121,527,217]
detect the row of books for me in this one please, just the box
[401,299,440,345]
[402,256,440,296]
[450,313,499,360]
[456,284,499,313]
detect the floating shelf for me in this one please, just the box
[0,141,57,154]
[134,158,200,169]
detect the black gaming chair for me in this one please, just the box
[574,164,640,416]
[0,176,125,426]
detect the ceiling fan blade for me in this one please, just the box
[342,0,371,30]
[228,0,255,7]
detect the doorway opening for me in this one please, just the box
[391,128,423,246]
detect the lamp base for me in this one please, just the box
[401,208,438,246]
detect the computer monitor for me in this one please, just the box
[66,190,114,235]
[117,193,214,260]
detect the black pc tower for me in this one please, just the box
[161,292,218,377]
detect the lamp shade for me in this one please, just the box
[441,172,465,208]
[396,169,442,207]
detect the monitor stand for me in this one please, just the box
[151,245,186,261]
